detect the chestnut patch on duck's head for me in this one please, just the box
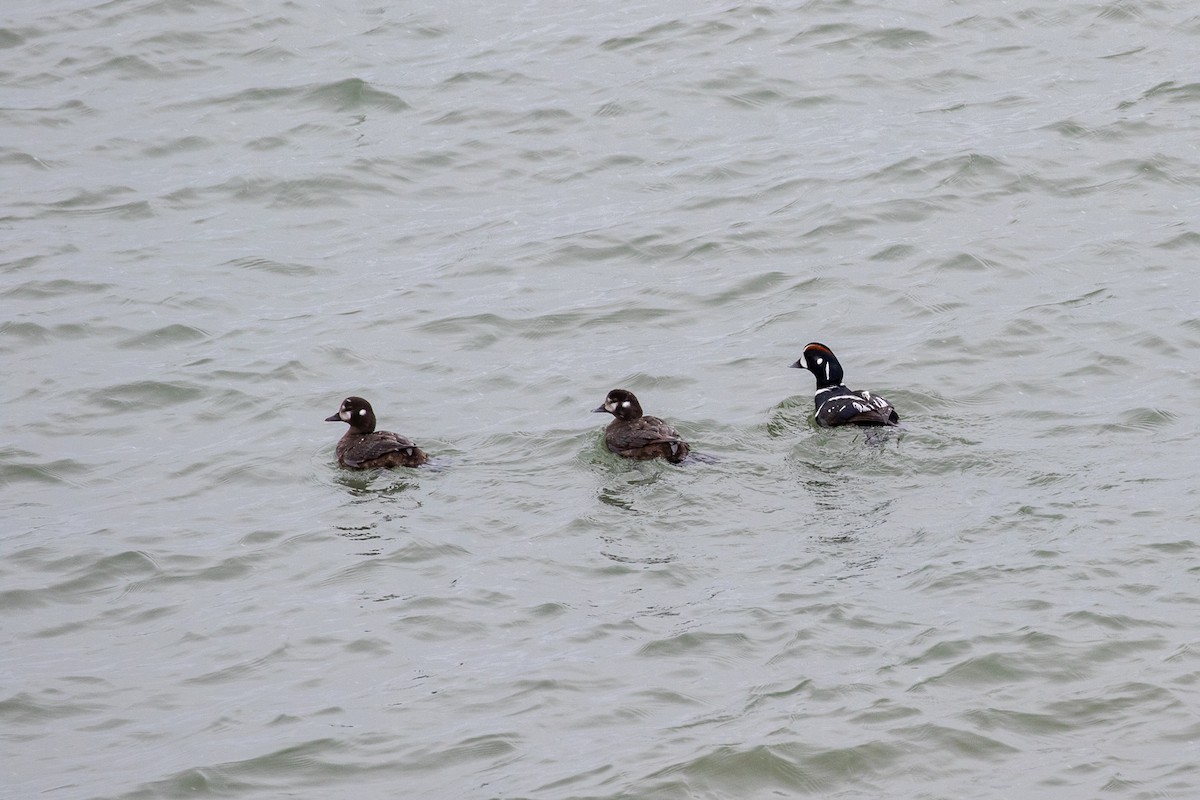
[791,342,843,388]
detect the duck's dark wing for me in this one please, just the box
[606,418,690,462]
[816,389,899,427]
[341,431,423,468]
[621,417,688,448]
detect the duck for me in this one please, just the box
[592,389,690,463]
[790,343,899,427]
[324,396,428,469]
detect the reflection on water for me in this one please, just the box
[790,453,897,544]
[334,472,421,498]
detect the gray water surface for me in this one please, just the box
[4,2,1200,798]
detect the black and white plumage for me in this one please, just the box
[325,396,428,469]
[790,343,900,428]
[592,389,690,463]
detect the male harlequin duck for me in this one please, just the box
[593,389,690,463]
[790,343,900,427]
[324,396,428,469]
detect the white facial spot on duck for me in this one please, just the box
[358,408,367,416]
[621,400,631,408]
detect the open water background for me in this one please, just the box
[4,1,1200,798]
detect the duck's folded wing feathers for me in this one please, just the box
[819,391,899,426]
[344,432,421,468]
[621,418,687,447]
